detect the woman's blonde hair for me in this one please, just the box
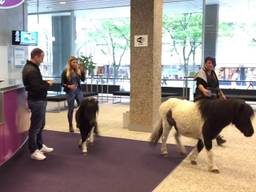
[66,56,81,80]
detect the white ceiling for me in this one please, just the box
[26,0,204,14]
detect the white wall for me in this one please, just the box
[0,4,28,80]
[0,46,8,79]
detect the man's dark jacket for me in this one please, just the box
[22,60,49,101]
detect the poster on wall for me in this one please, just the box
[14,48,26,67]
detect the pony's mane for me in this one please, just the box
[197,99,254,122]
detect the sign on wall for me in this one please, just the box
[0,0,25,9]
[134,35,148,47]
[14,47,26,67]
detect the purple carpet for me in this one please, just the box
[0,130,191,192]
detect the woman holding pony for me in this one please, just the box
[194,56,227,145]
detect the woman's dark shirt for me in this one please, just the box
[194,68,220,101]
[61,69,85,92]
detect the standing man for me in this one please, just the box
[22,48,54,160]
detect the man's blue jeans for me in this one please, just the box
[27,100,47,153]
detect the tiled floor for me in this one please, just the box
[45,102,256,192]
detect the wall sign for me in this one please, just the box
[0,0,25,9]
[14,47,26,67]
[134,35,148,47]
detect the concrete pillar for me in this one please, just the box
[70,11,76,56]
[204,4,219,58]
[52,15,72,76]
[129,0,162,132]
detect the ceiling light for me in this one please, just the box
[59,1,66,5]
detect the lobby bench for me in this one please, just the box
[46,83,67,112]
[112,87,190,103]
[102,84,121,102]
[81,84,98,98]
[161,87,190,100]
[81,84,120,98]
[47,83,105,112]
[81,84,121,102]
[221,89,256,101]
[112,91,130,103]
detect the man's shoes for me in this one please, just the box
[31,149,46,160]
[40,144,54,153]
[216,135,226,146]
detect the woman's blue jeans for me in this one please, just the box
[67,88,84,127]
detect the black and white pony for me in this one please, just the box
[150,98,254,173]
[75,97,99,153]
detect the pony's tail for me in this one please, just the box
[150,119,163,146]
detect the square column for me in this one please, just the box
[129,0,163,132]
[204,4,219,58]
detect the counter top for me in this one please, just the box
[0,79,23,91]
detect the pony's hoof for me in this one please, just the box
[82,148,88,154]
[190,160,197,165]
[161,153,168,157]
[210,169,220,174]
[209,167,220,173]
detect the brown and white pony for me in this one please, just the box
[150,98,254,173]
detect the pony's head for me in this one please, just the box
[233,101,254,137]
[78,97,99,119]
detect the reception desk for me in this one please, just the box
[0,80,30,166]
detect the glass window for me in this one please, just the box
[217,0,256,88]
[162,1,203,88]
[75,7,130,88]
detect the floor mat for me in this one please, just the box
[0,130,192,192]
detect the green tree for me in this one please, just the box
[163,13,202,77]
[88,18,130,80]
[218,22,235,37]
[78,55,96,76]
